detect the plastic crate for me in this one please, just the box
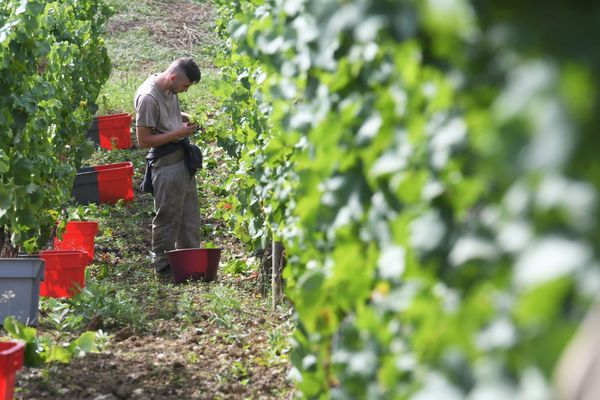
[53,221,99,263]
[72,162,134,205]
[71,166,99,205]
[96,162,134,203]
[166,248,222,284]
[0,258,44,325]
[39,250,88,298]
[0,341,25,400]
[86,113,132,150]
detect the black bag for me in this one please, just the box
[139,138,202,195]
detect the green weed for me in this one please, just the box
[176,292,202,324]
[222,259,251,275]
[3,317,105,367]
[67,279,147,330]
[230,360,249,384]
[40,298,85,332]
[268,327,289,357]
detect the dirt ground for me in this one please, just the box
[15,154,293,400]
[19,312,291,399]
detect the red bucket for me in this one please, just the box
[0,341,24,400]
[166,248,221,284]
[53,221,98,263]
[39,250,89,298]
[97,113,132,150]
[96,162,134,204]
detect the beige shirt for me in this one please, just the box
[134,74,185,163]
[134,74,182,136]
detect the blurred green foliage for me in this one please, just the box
[214,0,600,397]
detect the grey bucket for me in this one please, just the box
[0,258,44,325]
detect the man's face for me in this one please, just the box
[172,74,193,93]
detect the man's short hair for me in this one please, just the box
[169,57,201,83]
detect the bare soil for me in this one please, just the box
[16,148,293,400]
[105,0,218,51]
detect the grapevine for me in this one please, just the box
[0,0,111,253]
[214,0,600,397]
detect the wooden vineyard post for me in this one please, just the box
[272,240,284,309]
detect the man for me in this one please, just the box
[134,57,202,279]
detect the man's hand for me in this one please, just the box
[177,122,198,138]
[184,121,205,135]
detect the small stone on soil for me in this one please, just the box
[115,384,134,399]
[94,394,118,400]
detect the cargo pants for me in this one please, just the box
[150,148,201,271]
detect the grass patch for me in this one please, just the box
[98,0,220,116]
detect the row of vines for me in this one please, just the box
[0,0,111,255]
[212,0,600,398]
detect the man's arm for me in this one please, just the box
[136,124,197,148]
